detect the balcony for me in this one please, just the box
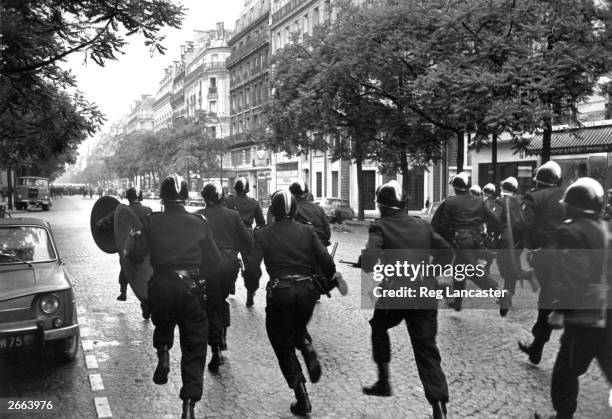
[227,33,269,67]
[271,0,309,25]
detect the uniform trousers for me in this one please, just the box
[452,230,501,306]
[265,278,319,389]
[369,308,448,405]
[496,245,523,296]
[551,312,612,417]
[149,274,208,401]
[207,252,240,347]
[529,250,555,351]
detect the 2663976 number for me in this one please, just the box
[2,399,55,411]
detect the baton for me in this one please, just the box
[330,242,338,258]
[339,259,360,268]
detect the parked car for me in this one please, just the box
[0,218,79,362]
[315,197,355,223]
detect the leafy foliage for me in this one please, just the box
[0,0,184,176]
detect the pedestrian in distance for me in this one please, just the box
[125,174,222,419]
[535,178,612,419]
[516,161,566,365]
[361,180,453,419]
[225,178,266,307]
[244,189,347,416]
[431,172,505,312]
[469,184,482,197]
[196,182,252,373]
[96,186,153,319]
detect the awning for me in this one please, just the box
[526,125,612,156]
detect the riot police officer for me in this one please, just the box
[494,177,523,316]
[96,186,152,318]
[482,183,498,211]
[289,180,331,247]
[126,175,222,419]
[225,178,266,306]
[431,172,503,312]
[469,184,482,197]
[244,189,346,416]
[197,182,252,372]
[545,178,612,418]
[517,161,565,364]
[361,181,453,419]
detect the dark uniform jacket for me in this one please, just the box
[494,195,522,247]
[295,198,331,247]
[226,194,266,229]
[127,205,221,273]
[550,217,612,323]
[516,186,565,249]
[365,209,454,308]
[196,204,252,254]
[246,219,335,281]
[431,193,501,244]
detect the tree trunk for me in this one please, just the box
[355,140,365,221]
[492,133,498,186]
[456,130,464,173]
[400,150,409,212]
[7,167,13,210]
[541,123,551,164]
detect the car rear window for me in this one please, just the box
[0,226,57,263]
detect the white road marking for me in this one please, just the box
[85,354,99,369]
[82,339,94,351]
[89,374,104,391]
[80,327,91,337]
[94,397,113,418]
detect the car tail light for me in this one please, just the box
[39,294,60,314]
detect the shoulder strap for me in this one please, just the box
[600,220,609,316]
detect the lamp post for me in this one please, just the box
[208,112,223,187]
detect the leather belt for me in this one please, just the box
[273,275,311,282]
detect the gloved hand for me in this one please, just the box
[547,310,564,330]
[332,272,348,296]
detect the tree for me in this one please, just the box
[0,0,184,184]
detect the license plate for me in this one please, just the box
[0,334,34,351]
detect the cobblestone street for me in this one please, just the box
[2,196,611,418]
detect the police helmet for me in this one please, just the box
[450,172,470,191]
[501,176,518,195]
[201,181,223,204]
[375,180,406,209]
[160,174,188,203]
[483,183,496,197]
[288,179,309,197]
[469,185,482,196]
[269,189,297,219]
[533,161,562,187]
[560,177,604,215]
[234,178,249,194]
[126,186,143,202]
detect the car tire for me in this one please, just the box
[54,330,79,363]
[42,205,49,211]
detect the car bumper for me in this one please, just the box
[0,322,79,344]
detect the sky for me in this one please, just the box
[65,0,243,138]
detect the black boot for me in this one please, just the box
[432,401,447,419]
[518,341,542,365]
[208,345,223,373]
[153,345,170,384]
[362,363,392,396]
[117,283,127,301]
[290,382,312,415]
[181,399,196,419]
[246,290,255,307]
[299,341,321,383]
[499,293,512,317]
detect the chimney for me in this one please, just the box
[216,22,224,38]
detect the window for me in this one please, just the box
[210,126,216,138]
[332,171,339,196]
[209,101,216,112]
[316,172,323,198]
[304,14,309,35]
[313,7,319,25]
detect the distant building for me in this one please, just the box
[227,0,272,204]
[125,94,155,140]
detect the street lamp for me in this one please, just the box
[207,112,223,187]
